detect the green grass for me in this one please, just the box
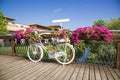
[0,46,12,55]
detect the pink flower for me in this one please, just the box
[72,26,113,44]
[14,28,36,40]
[14,29,26,39]
[76,40,80,44]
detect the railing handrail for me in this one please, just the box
[0,34,14,39]
[110,30,120,32]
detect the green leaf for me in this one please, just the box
[0,11,8,35]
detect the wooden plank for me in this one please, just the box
[0,58,20,65]
[114,69,120,78]
[0,58,27,66]
[109,68,120,80]
[76,64,85,80]
[57,64,74,80]
[42,64,63,80]
[0,54,25,64]
[0,61,31,75]
[29,63,57,80]
[8,62,49,80]
[70,64,81,80]
[95,66,101,80]
[83,65,90,80]
[99,66,107,80]
[0,62,38,80]
[49,64,67,80]
[104,67,114,80]
[89,65,95,80]
[0,60,27,70]
[0,55,120,80]
[0,55,23,60]
[34,63,59,80]
[63,64,77,80]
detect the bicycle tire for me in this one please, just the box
[55,43,75,65]
[27,44,43,62]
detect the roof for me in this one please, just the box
[49,25,61,31]
[4,16,15,21]
[29,24,62,31]
[29,24,51,30]
[49,25,61,28]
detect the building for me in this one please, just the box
[1,16,29,46]
[29,24,61,32]
[1,16,62,46]
[4,16,61,34]
[4,16,29,34]
[29,24,51,31]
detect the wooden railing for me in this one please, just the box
[111,30,120,68]
[116,39,120,69]
[0,35,15,56]
[0,33,120,69]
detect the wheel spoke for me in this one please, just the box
[27,44,43,62]
[55,43,75,64]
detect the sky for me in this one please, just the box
[0,0,120,30]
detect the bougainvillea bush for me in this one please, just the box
[15,26,113,44]
[72,26,113,44]
[14,28,40,43]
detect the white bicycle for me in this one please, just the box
[27,33,75,65]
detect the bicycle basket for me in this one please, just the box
[29,37,40,44]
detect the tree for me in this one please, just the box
[93,18,120,30]
[0,11,8,35]
[104,18,120,30]
[93,19,105,26]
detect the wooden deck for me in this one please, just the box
[0,55,120,80]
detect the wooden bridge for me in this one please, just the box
[0,55,120,80]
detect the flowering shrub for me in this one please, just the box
[52,29,71,41]
[72,26,113,44]
[14,28,40,43]
[15,26,113,44]
[14,29,26,39]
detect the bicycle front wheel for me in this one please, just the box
[55,43,75,65]
[27,44,43,62]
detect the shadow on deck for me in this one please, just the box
[0,55,120,80]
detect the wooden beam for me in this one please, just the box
[116,40,120,69]
[0,35,14,39]
[11,38,15,56]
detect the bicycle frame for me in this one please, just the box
[27,32,75,64]
[36,38,68,58]
[27,36,75,64]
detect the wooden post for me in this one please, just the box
[116,40,120,69]
[11,38,15,56]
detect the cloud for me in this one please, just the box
[53,8,62,13]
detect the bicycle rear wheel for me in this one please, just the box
[27,44,43,62]
[55,43,75,65]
